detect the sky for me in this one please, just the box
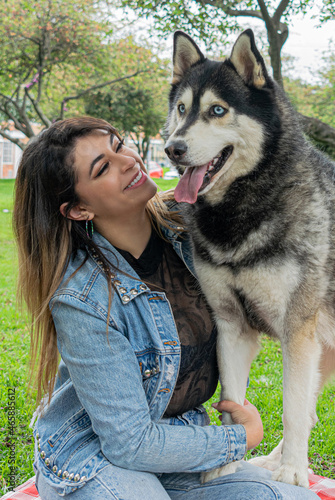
[284,16,334,82]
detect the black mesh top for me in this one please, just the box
[116,229,219,417]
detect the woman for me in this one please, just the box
[13,117,317,499]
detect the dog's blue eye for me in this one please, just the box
[178,104,186,114]
[212,105,226,116]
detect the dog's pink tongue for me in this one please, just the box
[174,164,208,203]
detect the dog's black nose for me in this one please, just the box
[165,141,187,162]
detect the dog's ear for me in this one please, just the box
[172,31,205,85]
[229,29,269,89]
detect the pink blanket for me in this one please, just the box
[1,473,335,499]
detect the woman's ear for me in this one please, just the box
[59,202,94,221]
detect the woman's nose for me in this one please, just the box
[120,154,136,172]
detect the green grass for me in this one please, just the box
[0,180,36,495]
[0,178,334,495]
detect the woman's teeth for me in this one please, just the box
[126,170,142,188]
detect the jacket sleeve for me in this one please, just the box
[52,294,247,473]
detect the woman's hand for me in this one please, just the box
[212,399,263,450]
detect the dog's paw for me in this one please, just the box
[248,440,283,472]
[248,455,279,472]
[271,464,309,488]
[201,461,242,484]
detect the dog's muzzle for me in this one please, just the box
[165,141,188,163]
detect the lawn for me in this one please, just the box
[0,178,334,495]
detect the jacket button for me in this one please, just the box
[62,471,69,479]
[139,284,146,291]
[114,280,121,286]
[122,295,130,303]
[40,451,45,459]
[119,287,127,293]
[80,476,87,482]
[74,474,80,482]
[45,458,50,466]
[53,465,58,473]
[144,369,151,377]
[36,433,40,439]
[57,470,62,477]
[130,288,138,295]
[69,473,74,480]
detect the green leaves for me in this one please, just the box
[0,0,143,143]
[84,41,169,160]
[121,0,239,49]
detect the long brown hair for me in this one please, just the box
[13,117,182,404]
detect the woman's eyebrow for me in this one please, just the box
[89,133,115,176]
[89,154,104,176]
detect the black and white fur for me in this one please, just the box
[164,29,335,487]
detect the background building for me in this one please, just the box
[0,132,24,179]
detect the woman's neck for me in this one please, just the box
[94,210,153,259]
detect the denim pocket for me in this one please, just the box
[35,407,107,496]
[37,408,107,487]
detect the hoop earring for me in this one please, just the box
[86,219,94,239]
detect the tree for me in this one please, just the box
[319,0,335,22]
[85,40,169,161]
[86,85,166,162]
[0,0,148,148]
[122,0,315,85]
[122,0,335,156]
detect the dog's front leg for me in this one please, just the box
[202,317,260,483]
[272,315,321,488]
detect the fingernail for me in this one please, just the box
[212,403,218,408]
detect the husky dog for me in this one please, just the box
[164,29,335,488]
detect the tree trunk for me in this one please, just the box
[266,21,288,87]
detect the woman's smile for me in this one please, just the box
[124,169,147,190]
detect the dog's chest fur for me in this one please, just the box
[180,159,335,340]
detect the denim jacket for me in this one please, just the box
[32,223,247,497]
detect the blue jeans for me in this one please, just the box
[36,461,318,499]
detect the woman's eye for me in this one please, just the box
[178,103,186,114]
[116,139,124,152]
[96,163,109,177]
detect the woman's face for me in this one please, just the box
[70,130,157,223]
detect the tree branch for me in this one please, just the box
[255,0,271,24]
[199,0,263,19]
[0,129,26,150]
[17,95,35,137]
[0,99,27,135]
[59,70,148,119]
[273,0,291,24]
[226,8,263,20]
[25,89,52,128]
